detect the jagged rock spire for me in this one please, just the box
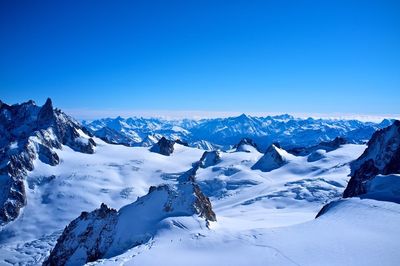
[37,97,55,123]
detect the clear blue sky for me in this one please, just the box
[1,0,399,117]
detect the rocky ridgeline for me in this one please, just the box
[288,136,349,156]
[343,120,400,198]
[0,98,96,225]
[44,169,215,265]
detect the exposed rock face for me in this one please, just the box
[288,137,349,156]
[43,203,118,266]
[44,172,215,265]
[175,139,189,147]
[251,144,287,172]
[198,150,221,168]
[234,138,259,153]
[343,121,400,198]
[149,137,175,156]
[0,99,97,225]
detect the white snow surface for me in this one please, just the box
[1,141,399,266]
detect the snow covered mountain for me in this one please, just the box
[343,120,400,198]
[251,144,292,172]
[83,114,391,151]
[0,99,399,266]
[44,174,215,265]
[0,99,96,225]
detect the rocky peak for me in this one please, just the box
[44,203,118,266]
[44,171,215,265]
[251,144,288,172]
[0,99,97,225]
[234,138,259,153]
[37,98,55,124]
[150,136,175,156]
[198,150,221,168]
[343,120,400,198]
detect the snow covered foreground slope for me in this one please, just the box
[4,137,396,265]
[89,143,400,266]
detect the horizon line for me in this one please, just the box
[62,108,400,122]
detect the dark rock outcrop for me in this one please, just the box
[175,139,189,147]
[0,99,97,225]
[198,150,221,168]
[149,137,175,156]
[343,120,400,198]
[44,203,118,266]
[288,137,349,156]
[44,171,215,265]
[234,138,259,153]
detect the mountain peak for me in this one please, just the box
[251,144,288,172]
[235,113,252,121]
[343,120,400,198]
[234,138,259,152]
[37,98,55,123]
[44,173,215,265]
[0,99,97,225]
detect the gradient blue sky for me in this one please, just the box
[1,0,399,118]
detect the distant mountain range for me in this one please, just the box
[83,114,393,151]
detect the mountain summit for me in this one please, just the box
[0,99,96,225]
[251,144,290,172]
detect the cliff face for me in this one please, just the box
[0,99,96,225]
[343,121,400,198]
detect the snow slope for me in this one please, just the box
[1,140,399,266]
[0,139,203,264]
[92,198,399,266]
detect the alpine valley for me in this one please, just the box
[1,99,399,266]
